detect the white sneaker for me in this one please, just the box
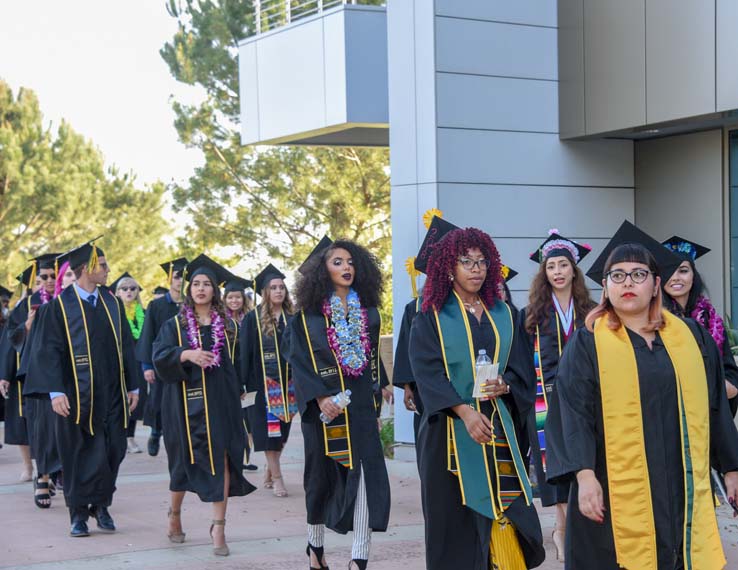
[127,438,142,454]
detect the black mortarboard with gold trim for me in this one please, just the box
[110,272,133,293]
[185,254,233,287]
[160,257,189,285]
[501,265,518,283]
[153,286,169,295]
[56,236,104,272]
[224,275,254,294]
[0,285,12,300]
[586,220,683,284]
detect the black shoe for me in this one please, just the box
[243,463,258,471]
[349,560,367,570]
[90,506,116,533]
[70,520,90,537]
[147,435,161,457]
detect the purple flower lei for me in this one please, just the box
[322,290,371,378]
[39,287,51,304]
[184,304,225,368]
[692,296,725,355]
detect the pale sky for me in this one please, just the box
[0,0,204,188]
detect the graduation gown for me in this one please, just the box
[123,306,147,436]
[392,298,424,446]
[239,307,294,452]
[153,316,256,502]
[23,286,138,508]
[0,322,26,445]
[410,306,545,570]
[545,321,738,570]
[136,293,181,429]
[519,305,580,507]
[286,306,391,535]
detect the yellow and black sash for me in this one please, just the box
[255,307,296,422]
[57,286,128,434]
[174,317,216,476]
[594,311,725,570]
[434,292,532,521]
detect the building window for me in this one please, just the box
[730,131,738,318]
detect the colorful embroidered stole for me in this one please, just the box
[594,312,725,570]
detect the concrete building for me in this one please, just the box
[239,0,738,442]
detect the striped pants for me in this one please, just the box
[307,465,371,560]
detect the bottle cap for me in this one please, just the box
[479,349,487,355]
[345,389,352,396]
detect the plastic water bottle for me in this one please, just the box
[320,389,352,423]
[474,349,495,398]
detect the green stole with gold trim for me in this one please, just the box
[434,292,532,520]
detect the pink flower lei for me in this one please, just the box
[691,296,725,355]
[183,304,225,368]
[39,286,51,304]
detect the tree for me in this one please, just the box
[161,0,392,323]
[0,80,172,296]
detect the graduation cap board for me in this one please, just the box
[160,257,189,284]
[501,265,518,282]
[153,286,169,295]
[414,216,461,274]
[185,254,234,288]
[0,285,12,299]
[224,275,254,294]
[529,230,592,265]
[110,272,133,293]
[661,235,711,262]
[585,220,683,285]
[56,236,104,272]
[254,264,286,294]
[297,235,334,276]
[16,252,62,289]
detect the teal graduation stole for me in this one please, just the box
[434,292,532,520]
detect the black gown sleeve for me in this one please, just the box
[544,328,599,484]
[0,325,15,380]
[117,298,138,392]
[152,318,191,384]
[239,311,258,393]
[502,314,538,422]
[7,299,29,353]
[409,310,465,417]
[23,301,68,396]
[719,334,738,416]
[135,299,159,364]
[392,300,416,389]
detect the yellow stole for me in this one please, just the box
[594,311,724,570]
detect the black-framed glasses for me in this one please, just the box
[38,274,56,281]
[458,257,490,270]
[606,269,653,284]
[119,286,139,292]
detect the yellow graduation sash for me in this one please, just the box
[594,311,725,570]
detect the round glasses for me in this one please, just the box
[606,269,653,284]
[458,258,490,270]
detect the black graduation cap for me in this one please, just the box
[254,263,286,294]
[56,236,105,271]
[185,254,233,287]
[0,285,12,299]
[586,220,683,285]
[160,257,189,284]
[501,265,518,282]
[16,252,62,289]
[661,235,711,262]
[529,230,591,265]
[31,253,61,270]
[16,265,35,288]
[109,272,133,293]
[152,286,169,295]
[414,216,461,274]
[224,275,254,294]
[297,235,333,275]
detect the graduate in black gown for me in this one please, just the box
[409,221,544,570]
[240,264,296,497]
[545,221,738,570]
[660,236,738,416]
[519,231,594,562]
[136,257,187,456]
[287,237,391,570]
[23,241,140,537]
[153,254,255,557]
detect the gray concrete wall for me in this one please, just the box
[634,129,725,313]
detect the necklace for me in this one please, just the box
[462,298,482,314]
[322,288,370,378]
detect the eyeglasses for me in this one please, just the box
[606,269,653,284]
[119,286,139,292]
[38,274,56,281]
[458,258,490,271]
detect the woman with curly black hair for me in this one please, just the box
[286,237,390,570]
[153,255,255,557]
[409,226,544,570]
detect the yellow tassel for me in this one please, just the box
[28,261,37,289]
[405,256,420,298]
[422,208,443,230]
[87,243,99,274]
[501,265,510,280]
[489,517,526,570]
[167,264,173,286]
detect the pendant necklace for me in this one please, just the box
[463,298,482,314]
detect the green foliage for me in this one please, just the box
[161,0,393,327]
[0,80,172,298]
[379,417,395,459]
[724,314,738,356]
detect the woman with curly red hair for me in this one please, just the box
[409,226,544,570]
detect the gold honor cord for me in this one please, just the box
[175,320,195,465]
[57,296,82,426]
[72,291,96,435]
[16,351,22,418]
[196,327,216,476]
[99,292,129,429]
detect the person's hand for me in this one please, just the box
[480,375,510,400]
[182,349,216,368]
[577,469,605,523]
[724,471,738,517]
[317,395,342,422]
[402,385,417,412]
[128,391,139,413]
[240,392,246,400]
[457,406,492,444]
[144,369,156,384]
[25,308,37,332]
[725,380,738,400]
[382,386,394,404]
[0,379,9,399]
[51,394,70,417]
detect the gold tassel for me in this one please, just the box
[28,261,37,289]
[422,208,443,230]
[87,243,99,274]
[501,265,510,280]
[489,517,526,570]
[404,256,420,298]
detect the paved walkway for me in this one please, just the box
[1,421,737,569]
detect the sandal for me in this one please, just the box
[210,519,229,556]
[263,466,274,489]
[552,528,565,563]
[306,543,329,569]
[272,475,288,498]
[167,508,186,543]
[349,561,367,570]
[33,477,51,509]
